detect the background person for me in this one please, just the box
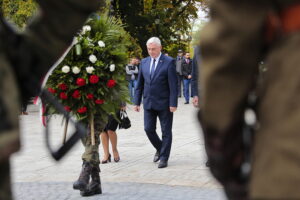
[125,58,139,102]
[181,52,192,104]
[176,49,184,97]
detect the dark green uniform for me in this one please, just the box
[199,0,300,199]
[0,0,102,199]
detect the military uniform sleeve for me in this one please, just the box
[5,0,104,100]
[199,0,268,192]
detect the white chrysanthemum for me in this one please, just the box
[72,66,81,74]
[62,65,70,73]
[86,66,95,74]
[109,64,115,72]
[85,25,91,31]
[89,55,97,63]
[98,41,105,47]
[81,25,91,35]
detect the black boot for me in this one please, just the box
[73,162,92,191]
[80,165,102,196]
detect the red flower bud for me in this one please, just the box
[58,83,68,90]
[86,94,94,100]
[64,106,71,112]
[59,92,68,100]
[89,75,99,84]
[77,107,87,114]
[107,79,116,88]
[48,88,56,94]
[76,78,86,86]
[72,90,81,99]
[95,99,105,104]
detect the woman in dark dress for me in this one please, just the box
[100,105,126,163]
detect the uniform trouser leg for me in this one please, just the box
[144,109,162,152]
[158,109,173,161]
[0,159,12,200]
[81,117,107,166]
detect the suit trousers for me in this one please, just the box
[144,108,173,161]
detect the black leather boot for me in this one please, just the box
[80,165,102,196]
[73,162,92,191]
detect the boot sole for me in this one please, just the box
[80,188,102,196]
[73,184,87,191]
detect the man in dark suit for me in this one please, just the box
[134,37,178,168]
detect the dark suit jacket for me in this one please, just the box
[134,54,178,110]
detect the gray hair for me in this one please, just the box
[146,37,161,46]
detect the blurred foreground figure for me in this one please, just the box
[199,0,300,199]
[0,0,101,199]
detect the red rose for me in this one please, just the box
[107,79,116,88]
[48,88,56,94]
[77,107,87,114]
[58,83,68,90]
[89,75,99,84]
[76,78,86,86]
[72,90,81,99]
[95,99,105,104]
[86,94,94,100]
[64,106,71,112]
[59,92,68,100]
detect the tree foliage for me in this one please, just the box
[2,0,36,28]
[111,0,205,57]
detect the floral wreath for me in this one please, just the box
[45,16,130,142]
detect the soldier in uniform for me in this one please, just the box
[73,116,107,197]
[199,0,300,199]
[0,0,103,199]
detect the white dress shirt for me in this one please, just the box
[149,53,162,73]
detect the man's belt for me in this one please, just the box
[266,4,300,43]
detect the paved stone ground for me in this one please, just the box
[11,98,226,200]
[13,182,224,200]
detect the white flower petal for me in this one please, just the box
[109,64,115,72]
[89,55,97,63]
[72,66,81,74]
[62,65,70,73]
[86,66,95,74]
[98,41,105,47]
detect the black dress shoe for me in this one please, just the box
[153,151,160,162]
[184,102,189,104]
[158,160,168,168]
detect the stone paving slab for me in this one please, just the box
[13,182,226,200]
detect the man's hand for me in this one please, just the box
[188,75,192,79]
[192,96,199,107]
[134,105,140,112]
[170,107,177,112]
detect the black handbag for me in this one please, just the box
[119,110,131,129]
